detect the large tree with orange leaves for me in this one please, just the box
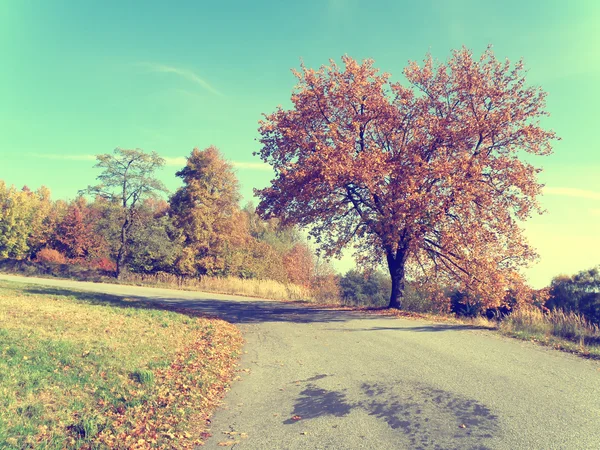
[255,47,558,309]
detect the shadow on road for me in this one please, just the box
[21,286,370,325]
[339,324,493,333]
[283,377,498,450]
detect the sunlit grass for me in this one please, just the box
[0,281,242,449]
[499,305,600,358]
[122,271,313,302]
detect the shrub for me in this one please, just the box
[90,257,117,273]
[34,248,66,264]
[339,270,390,307]
[501,305,600,346]
[546,266,600,325]
[312,273,341,303]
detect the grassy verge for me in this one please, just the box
[0,281,243,449]
[120,272,312,302]
[498,306,600,358]
[0,259,313,302]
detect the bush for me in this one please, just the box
[339,270,390,307]
[546,266,600,325]
[34,248,66,264]
[402,284,450,314]
[312,274,341,303]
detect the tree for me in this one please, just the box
[255,47,557,309]
[169,146,244,276]
[0,182,53,260]
[547,267,600,325]
[339,269,390,307]
[283,243,315,288]
[125,199,181,274]
[81,148,167,278]
[52,197,107,261]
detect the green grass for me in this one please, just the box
[0,281,242,449]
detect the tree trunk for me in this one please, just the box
[386,243,408,309]
[115,213,131,279]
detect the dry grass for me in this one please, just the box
[499,306,600,358]
[0,280,243,449]
[121,272,313,302]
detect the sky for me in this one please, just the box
[1,0,599,288]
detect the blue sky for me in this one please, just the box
[1,0,599,287]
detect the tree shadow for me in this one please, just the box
[20,286,370,325]
[282,384,354,424]
[283,377,498,450]
[339,324,493,333]
[359,382,497,450]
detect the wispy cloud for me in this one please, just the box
[30,153,96,161]
[231,161,272,171]
[163,156,271,172]
[137,63,222,96]
[544,187,600,201]
[32,154,269,171]
[162,156,187,166]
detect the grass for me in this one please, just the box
[121,271,313,302]
[0,280,243,449]
[499,306,600,358]
[0,259,314,302]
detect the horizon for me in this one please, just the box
[1,0,599,288]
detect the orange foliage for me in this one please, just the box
[255,47,558,308]
[34,248,67,265]
[283,243,314,288]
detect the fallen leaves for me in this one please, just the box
[78,318,243,449]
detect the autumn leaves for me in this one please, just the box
[255,47,557,309]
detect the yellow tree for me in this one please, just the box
[0,182,54,260]
[255,47,558,309]
[170,146,245,276]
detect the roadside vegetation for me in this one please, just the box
[0,280,243,449]
[499,305,600,358]
[0,47,598,368]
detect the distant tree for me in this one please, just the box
[25,186,55,257]
[126,199,181,274]
[81,148,167,278]
[547,267,600,324]
[169,146,244,276]
[339,270,390,307]
[0,182,54,260]
[255,47,558,309]
[283,243,315,288]
[53,197,107,261]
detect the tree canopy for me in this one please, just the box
[255,47,558,308]
[81,148,167,277]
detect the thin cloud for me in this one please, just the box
[31,153,270,172]
[137,62,222,96]
[31,153,96,161]
[232,161,272,171]
[163,156,272,172]
[162,156,188,166]
[544,187,600,201]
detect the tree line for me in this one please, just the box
[2,46,597,322]
[0,147,332,293]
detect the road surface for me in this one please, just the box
[1,274,599,449]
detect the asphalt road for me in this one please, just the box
[2,274,599,449]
